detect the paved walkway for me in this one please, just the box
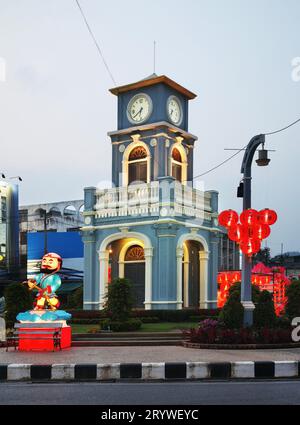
[1,346,300,364]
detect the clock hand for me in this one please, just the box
[132,107,143,119]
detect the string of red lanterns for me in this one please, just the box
[217,266,290,316]
[218,208,277,256]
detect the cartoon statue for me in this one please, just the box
[27,253,62,311]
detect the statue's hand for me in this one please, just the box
[27,279,36,289]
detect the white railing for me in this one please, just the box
[94,181,212,221]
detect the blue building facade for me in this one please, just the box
[82,74,221,310]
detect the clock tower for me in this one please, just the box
[82,74,221,312]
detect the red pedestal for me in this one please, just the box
[18,325,71,352]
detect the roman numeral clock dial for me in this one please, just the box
[127,93,153,124]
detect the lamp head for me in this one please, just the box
[256,149,271,167]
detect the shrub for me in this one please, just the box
[218,291,244,329]
[4,283,33,327]
[67,286,83,310]
[71,318,102,325]
[101,318,142,332]
[139,316,160,324]
[285,280,300,320]
[104,278,134,322]
[228,282,261,303]
[184,326,293,345]
[275,315,291,329]
[254,290,276,328]
[68,308,220,322]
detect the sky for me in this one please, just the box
[0,0,299,256]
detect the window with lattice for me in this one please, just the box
[125,245,145,262]
[128,146,148,184]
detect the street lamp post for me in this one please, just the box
[240,134,267,326]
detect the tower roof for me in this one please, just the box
[109,74,197,100]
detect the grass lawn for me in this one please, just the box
[71,322,197,334]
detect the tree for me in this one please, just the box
[67,286,83,310]
[253,247,271,266]
[285,280,300,319]
[218,290,244,329]
[253,290,276,327]
[228,281,261,303]
[219,282,261,329]
[104,278,134,322]
[4,282,33,327]
[102,278,142,331]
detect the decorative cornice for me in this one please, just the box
[108,121,197,141]
[109,75,197,100]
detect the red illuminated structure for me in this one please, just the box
[217,263,290,316]
[218,208,277,256]
[17,323,71,351]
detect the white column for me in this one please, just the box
[199,251,209,309]
[99,250,109,310]
[144,247,153,310]
[183,258,189,308]
[176,247,184,310]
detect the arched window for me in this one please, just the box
[128,146,148,184]
[124,244,145,262]
[171,147,183,182]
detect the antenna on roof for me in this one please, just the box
[153,40,156,74]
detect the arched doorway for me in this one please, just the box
[184,240,201,308]
[123,244,145,308]
[177,234,209,309]
[98,232,153,310]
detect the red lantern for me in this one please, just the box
[256,223,271,240]
[240,209,259,225]
[240,238,261,256]
[258,209,277,226]
[218,210,239,228]
[241,223,259,240]
[228,223,245,243]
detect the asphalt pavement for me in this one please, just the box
[1,380,300,405]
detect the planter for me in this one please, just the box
[182,341,300,350]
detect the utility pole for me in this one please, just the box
[240,134,268,326]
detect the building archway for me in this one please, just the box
[98,232,153,310]
[120,243,145,308]
[177,234,210,309]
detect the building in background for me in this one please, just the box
[271,251,300,278]
[19,200,84,293]
[218,233,240,272]
[0,182,20,294]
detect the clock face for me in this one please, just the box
[127,93,152,124]
[167,96,182,125]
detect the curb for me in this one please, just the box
[0,361,300,381]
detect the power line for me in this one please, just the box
[74,0,117,86]
[192,115,300,181]
[264,116,300,136]
[192,146,247,180]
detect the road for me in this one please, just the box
[1,380,300,405]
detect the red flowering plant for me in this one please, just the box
[183,319,218,344]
